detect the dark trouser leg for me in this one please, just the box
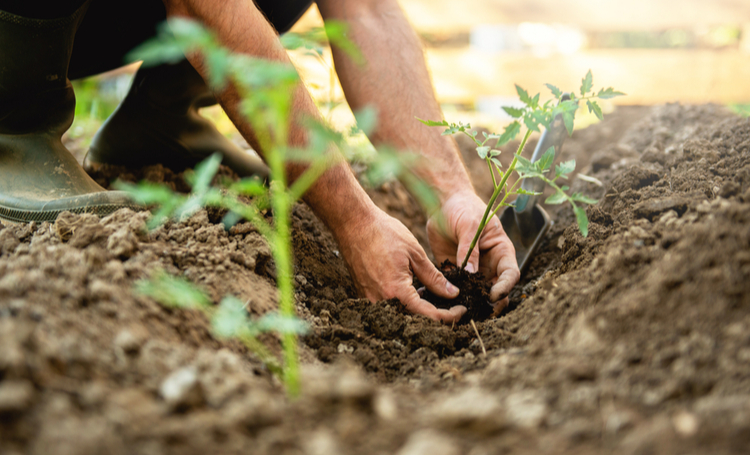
[74,0,312,177]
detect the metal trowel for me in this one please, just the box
[500,95,571,274]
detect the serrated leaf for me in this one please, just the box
[502,106,524,118]
[555,159,576,178]
[597,87,626,99]
[570,192,599,204]
[576,173,604,186]
[476,146,490,159]
[417,118,449,127]
[514,153,536,174]
[537,146,556,171]
[523,114,541,132]
[532,92,540,107]
[496,121,521,146]
[580,70,593,96]
[545,191,567,205]
[489,149,501,157]
[516,188,542,196]
[516,84,533,106]
[545,83,563,98]
[490,157,503,168]
[574,205,589,237]
[586,100,603,120]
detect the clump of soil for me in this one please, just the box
[419,260,493,323]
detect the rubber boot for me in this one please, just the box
[84,60,269,179]
[0,2,139,224]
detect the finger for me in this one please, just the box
[411,250,460,299]
[491,296,510,317]
[399,287,466,323]
[490,255,520,302]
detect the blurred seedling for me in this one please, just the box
[420,71,624,269]
[118,18,365,396]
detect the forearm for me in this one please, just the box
[161,0,378,234]
[317,0,474,203]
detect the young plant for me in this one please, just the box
[420,71,624,269]
[119,18,362,396]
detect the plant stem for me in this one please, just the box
[460,129,533,269]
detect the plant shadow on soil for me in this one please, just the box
[1,104,750,454]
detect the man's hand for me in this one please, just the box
[336,207,467,323]
[427,191,520,310]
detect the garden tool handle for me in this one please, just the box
[514,93,572,214]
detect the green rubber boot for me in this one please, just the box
[0,3,139,224]
[84,60,269,179]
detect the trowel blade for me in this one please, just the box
[499,204,553,275]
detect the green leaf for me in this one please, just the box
[212,296,250,339]
[597,87,626,99]
[256,313,310,335]
[136,271,211,310]
[531,92,540,107]
[502,106,524,118]
[586,100,603,120]
[570,192,599,205]
[190,153,223,194]
[574,205,589,237]
[417,118,449,127]
[476,146,490,159]
[545,191,567,205]
[516,188,542,196]
[230,177,266,196]
[496,121,521,146]
[580,70,593,96]
[489,149,501,157]
[562,111,575,136]
[516,84,533,106]
[537,146,556,171]
[490,157,503,168]
[545,83,563,98]
[523,113,541,132]
[514,153,538,175]
[555,159,576,178]
[354,106,378,135]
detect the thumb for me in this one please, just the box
[411,250,460,299]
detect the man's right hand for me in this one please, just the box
[335,207,467,323]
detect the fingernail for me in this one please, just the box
[446,281,459,297]
[465,263,476,274]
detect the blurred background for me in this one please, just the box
[68,0,750,151]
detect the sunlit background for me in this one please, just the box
[68,0,750,152]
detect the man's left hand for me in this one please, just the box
[427,190,520,310]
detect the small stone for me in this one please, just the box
[0,380,34,413]
[505,390,548,428]
[430,388,505,434]
[672,411,699,437]
[337,343,354,354]
[114,329,146,355]
[159,366,204,410]
[397,430,459,455]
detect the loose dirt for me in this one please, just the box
[1,104,749,454]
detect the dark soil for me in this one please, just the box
[1,104,750,454]
[420,260,493,323]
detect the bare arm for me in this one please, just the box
[317,0,474,203]
[160,0,465,322]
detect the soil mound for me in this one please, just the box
[1,104,749,454]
